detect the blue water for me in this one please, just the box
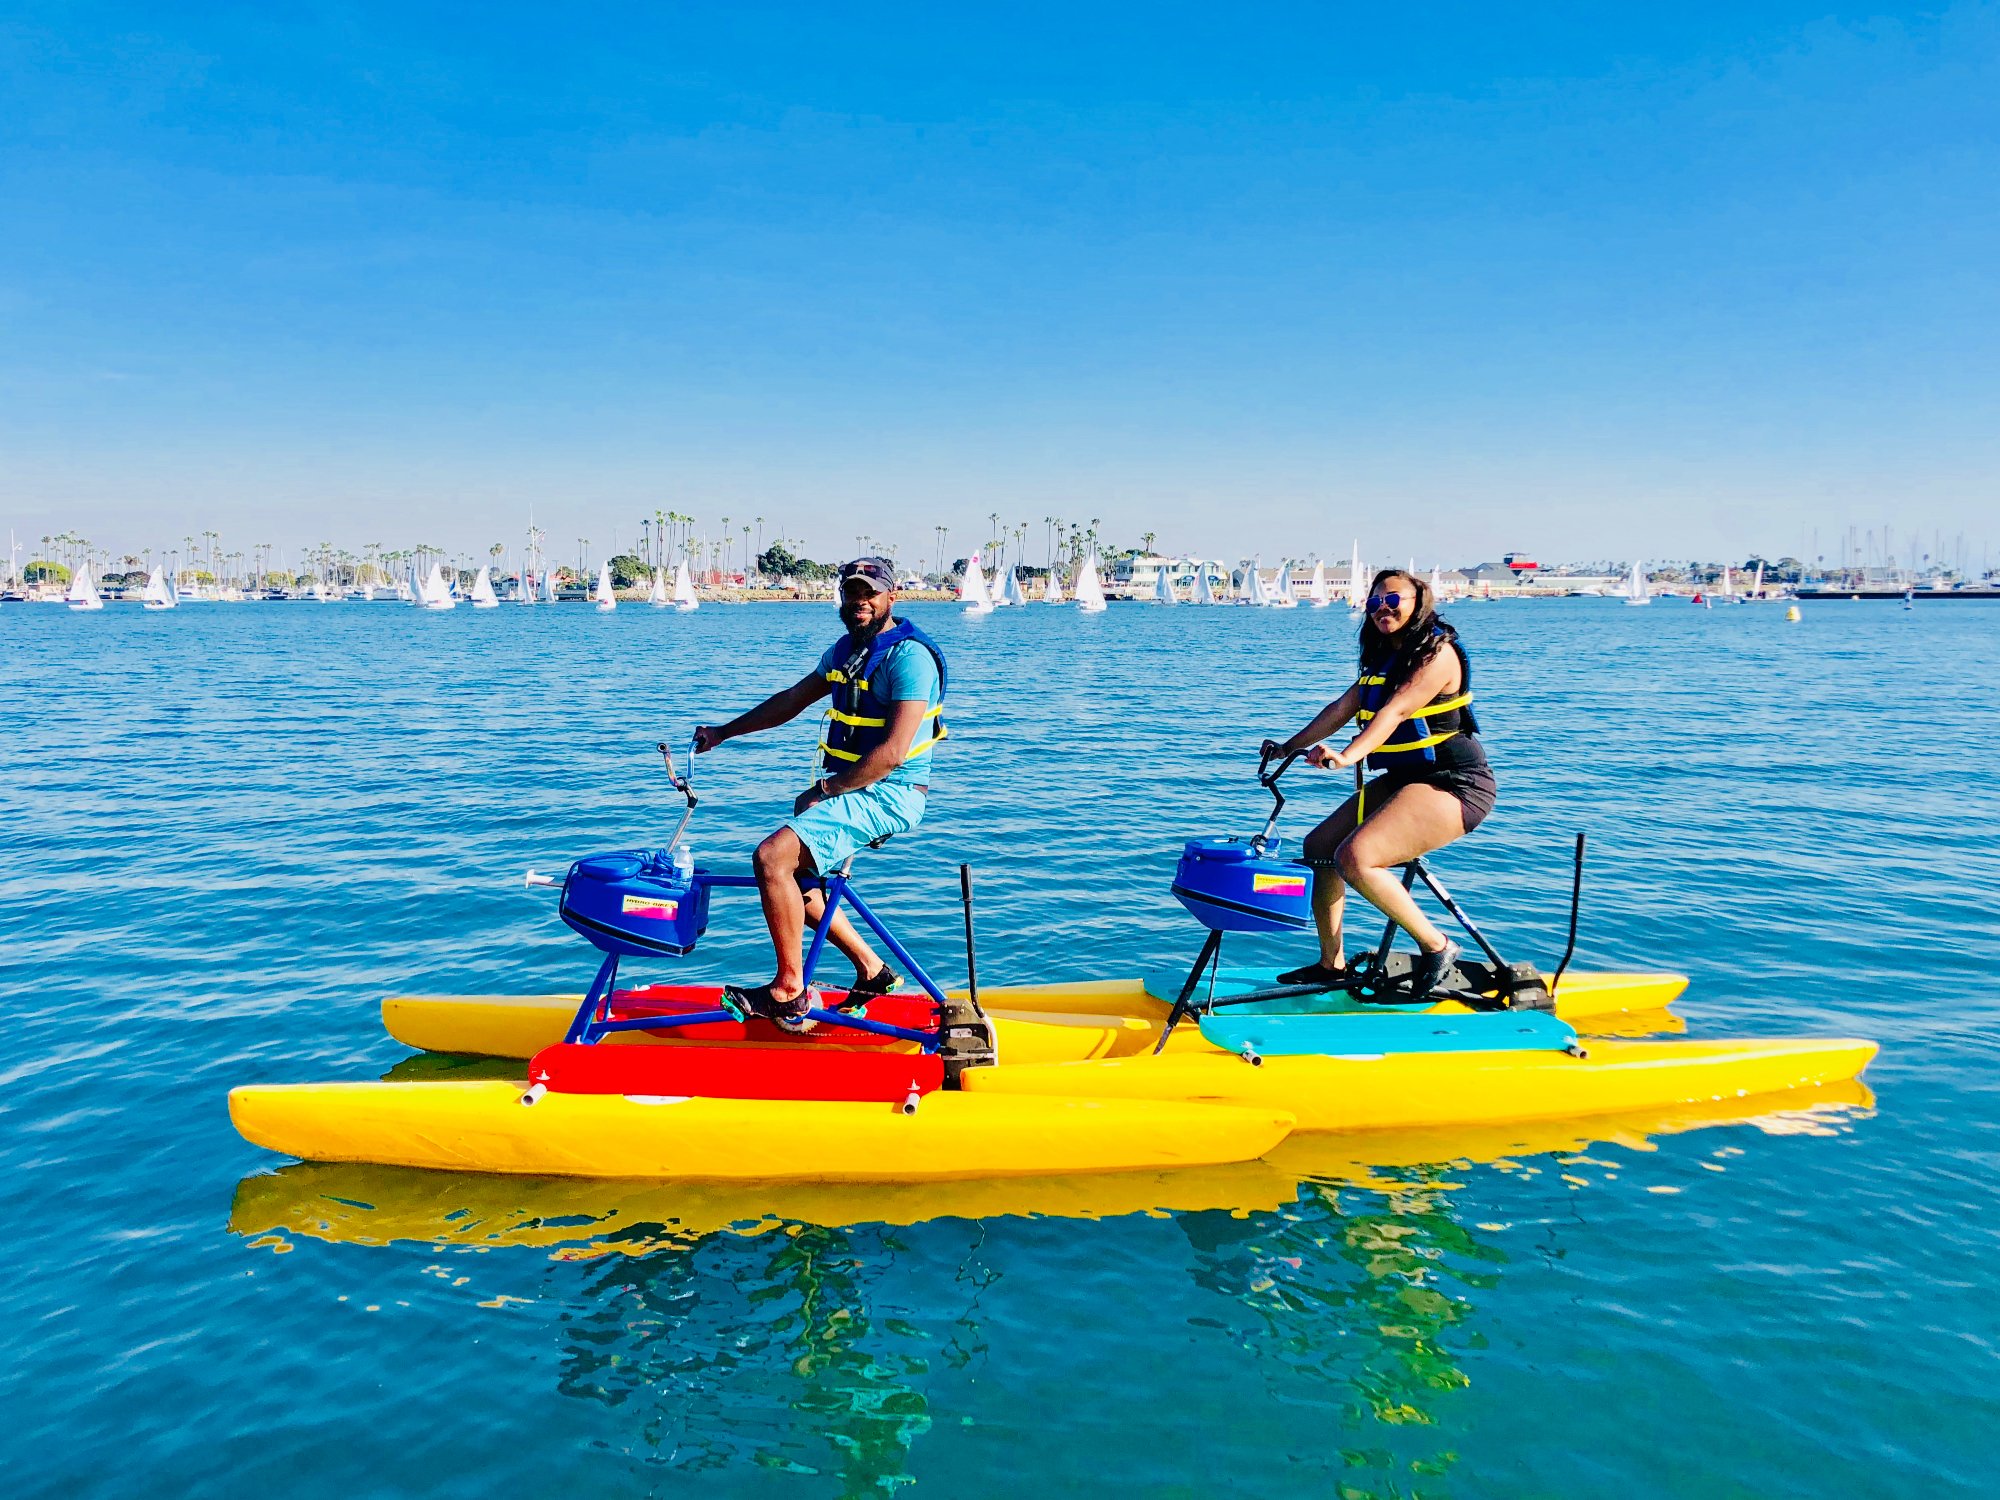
[5,597,1998,1497]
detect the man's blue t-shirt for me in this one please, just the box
[815,632,943,786]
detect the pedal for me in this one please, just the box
[938,992,998,1084]
[1497,961,1555,1012]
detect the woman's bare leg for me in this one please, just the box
[1301,790,1365,967]
[1336,783,1468,952]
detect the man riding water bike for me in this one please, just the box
[1263,567,1495,1003]
[692,556,947,1030]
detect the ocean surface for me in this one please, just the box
[5,594,1998,1498]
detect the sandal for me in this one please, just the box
[847,964,903,999]
[1274,960,1351,990]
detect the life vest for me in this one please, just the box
[1354,628,1480,771]
[817,619,949,775]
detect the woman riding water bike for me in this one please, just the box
[1262,568,1495,1001]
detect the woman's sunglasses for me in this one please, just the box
[1366,592,1405,611]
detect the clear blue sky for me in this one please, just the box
[3,2,1996,571]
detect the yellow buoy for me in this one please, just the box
[1786,604,1802,621]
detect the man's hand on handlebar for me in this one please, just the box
[692,725,726,753]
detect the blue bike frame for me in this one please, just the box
[563,870,955,1048]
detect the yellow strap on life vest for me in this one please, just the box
[1356,691,1472,725]
[1368,728,1460,753]
[826,707,887,728]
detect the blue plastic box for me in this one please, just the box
[1171,837,1315,934]
[560,849,712,956]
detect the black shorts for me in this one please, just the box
[1370,761,1497,834]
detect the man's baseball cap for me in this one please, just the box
[839,556,897,594]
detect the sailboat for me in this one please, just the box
[592,562,617,611]
[1624,561,1651,607]
[1429,565,1445,600]
[470,567,500,608]
[1272,564,1299,608]
[541,568,560,604]
[1153,564,1177,605]
[1242,560,1271,607]
[313,577,336,603]
[66,562,103,611]
[406,565,424,606]
[1307,560,1329,608]
[1346,542,1367,611]
[1751,562,1765,600]
[1192,563,1216,605]
[1074,553,1108,614]
[648,568,669,607]
[361,583,375,602]
[1039,569,1064,604]
[959,552,993,615]
[423,563,457,610]
[671,560,698,612]
[140,566,177,610]
[1000,565,1028,608]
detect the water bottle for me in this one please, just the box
[672,843,694,882]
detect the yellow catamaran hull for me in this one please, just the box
[227,1081,1298,1181]
[378,970,1691,1064]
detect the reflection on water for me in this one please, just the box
[230,1088,1869,1496]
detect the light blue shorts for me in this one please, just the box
[785,780,928,874]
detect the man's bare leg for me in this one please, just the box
[752,829,813,1001]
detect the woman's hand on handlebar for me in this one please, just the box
[1305,742,1357,770]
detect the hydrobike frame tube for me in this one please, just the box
[379,971,1692,1062]
[227,1083,1298,1181]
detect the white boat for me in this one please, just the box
[541,568,560,604]
[959,552,993,615]
[1153,566,1176,605]
[66,562,103,611]
[1271,564,1299,608]
[1904,588,1915,611]
[1192,564,1216,605]
[1000,565,1028,608]
[470,567,500,608]
[313,578,336,603]
[1039,569,1063,604]
[648,568,669,607]
[1307,560,1329,608]
[1242,560,1271,607]
[1346,542,1367,611]
[423,563,457,611]
[672,560,698,612]
[592,563,617,611]
[1624,561,1651,607]
[361,584,375,603]
[514,571,532,605]
[1074,553,1107,614]
[398,569,417,603]
[141,566,176,611]
[1752,562,1766,600]
[1430,565,1445,599]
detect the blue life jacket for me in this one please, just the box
[817,618,949,774]
[1355,628,1480,771]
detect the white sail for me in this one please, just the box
[1624,560,1651,606]
[361,583,374,602]
[1074,553,1107,613]
[470,566,499,607]
[140,566,176,609]
[1753,562,1765,598]
[1273,564,1299,608]
[1000,565,1028,607]
[1307,560,1329,607]
[1721,564,1734,598]
[1244,560,1270,606]
[959,552,993,614]
[1039,569,1063,604]
[672,560,698,611]
[66,561,103,610]
[313,578,334,603]
[1430,565,1444,599]
[593,562,617,610]
[1346,542,1366,610]
[541,567,560,604]
[1154,564,1176,604]
[1193,563,1216,605]
[423,562,457,610]
[406,565,423,605]
[514,571,531,605]
[648,568,669,606]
